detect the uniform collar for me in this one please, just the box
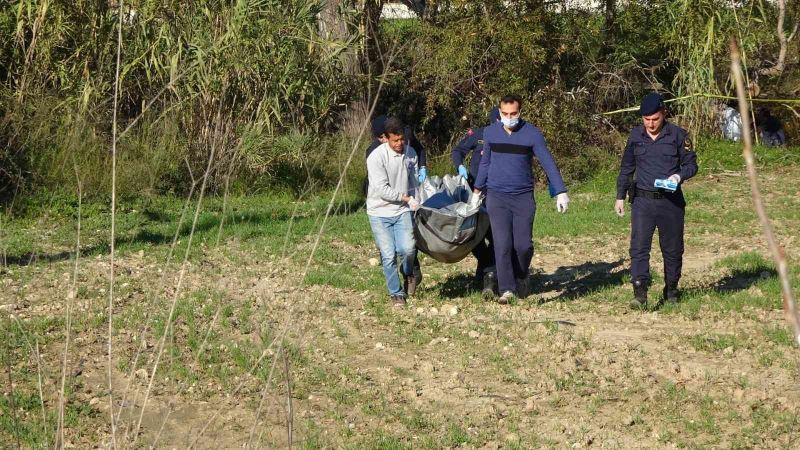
[640,122,672,141]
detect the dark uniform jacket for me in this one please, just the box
[451,108,501,178]
[616,122,698,200]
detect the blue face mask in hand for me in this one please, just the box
[501,117,519,128]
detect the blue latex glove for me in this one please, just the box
[457,165,469,179]
[418,166,428,183]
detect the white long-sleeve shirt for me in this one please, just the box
[366,142,418,217]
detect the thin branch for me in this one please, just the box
[57,174,81,450]
[731,39,800,346]
[4,330,21,450]
[107,2,125,448]
[283,349,293,449]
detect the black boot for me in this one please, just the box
[629,279,648,309]
[481,271,497,300]
[662,282,679,305]
[413,259,423,286]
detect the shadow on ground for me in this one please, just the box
[435,260,628,301]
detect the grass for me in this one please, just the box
[1,139,799,447]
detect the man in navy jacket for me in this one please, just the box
[474,95,570,304]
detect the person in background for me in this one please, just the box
[451,107,501,298]
[366,117,421,307]
[756,108,786,147]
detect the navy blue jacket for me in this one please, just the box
[616,122,698,200]
[474,121,567,196]
[451,108,501,178]
[451,127,486,178]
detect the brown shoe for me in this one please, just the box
[404,275,418,297]
[390,295,407,307]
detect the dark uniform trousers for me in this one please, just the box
[466,176,495,276]
[630,193,685,285]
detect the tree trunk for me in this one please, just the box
[759,0,797,76]
[601,0,616,59]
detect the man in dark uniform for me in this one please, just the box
[365,115,426,291]
[615,93,698,308]
[451,107,501,298]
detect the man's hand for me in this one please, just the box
[556,193,570,213]
[457,165,469,179]
[615,199,625,217]
[407,196,420,211]
[668,174,681,184]
[417,167,428,183]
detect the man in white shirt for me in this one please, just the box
[366,117,421,307]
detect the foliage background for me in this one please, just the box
[1,0,798,202]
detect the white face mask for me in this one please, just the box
[501,117,519,128]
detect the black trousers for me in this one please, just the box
[471,227,495,277]
[630,195,685,285]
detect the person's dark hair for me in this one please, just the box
[499,95,523,109]
[383,117,405,137]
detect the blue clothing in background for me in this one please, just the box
[451,108,501,178]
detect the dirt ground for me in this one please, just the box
[2,170,799,449]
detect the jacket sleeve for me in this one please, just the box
[367,152,404,203]
[474,140,491,190]
[451,132,476,168]
[531,129,567,196]
[677,132,698,182]
[616,137,636,200]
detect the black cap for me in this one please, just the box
[487,107,500,123]
[371,115,387,137]
[639,93,665,116]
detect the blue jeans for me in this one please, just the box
[368,212,416,297]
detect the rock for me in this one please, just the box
[375,342,385,350]
[368,258,380,267]
[135,368,148,379]
[468,330,481,339]
[429,307,439,315]
[419,361,435,374]
[89,397,101,406]
[524,396,536,411]
[416,307,425,314]
[623,415,636,426]
[445,305,459,316]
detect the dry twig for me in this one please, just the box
[730,40,800,346]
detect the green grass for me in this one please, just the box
[1,138,799,448]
